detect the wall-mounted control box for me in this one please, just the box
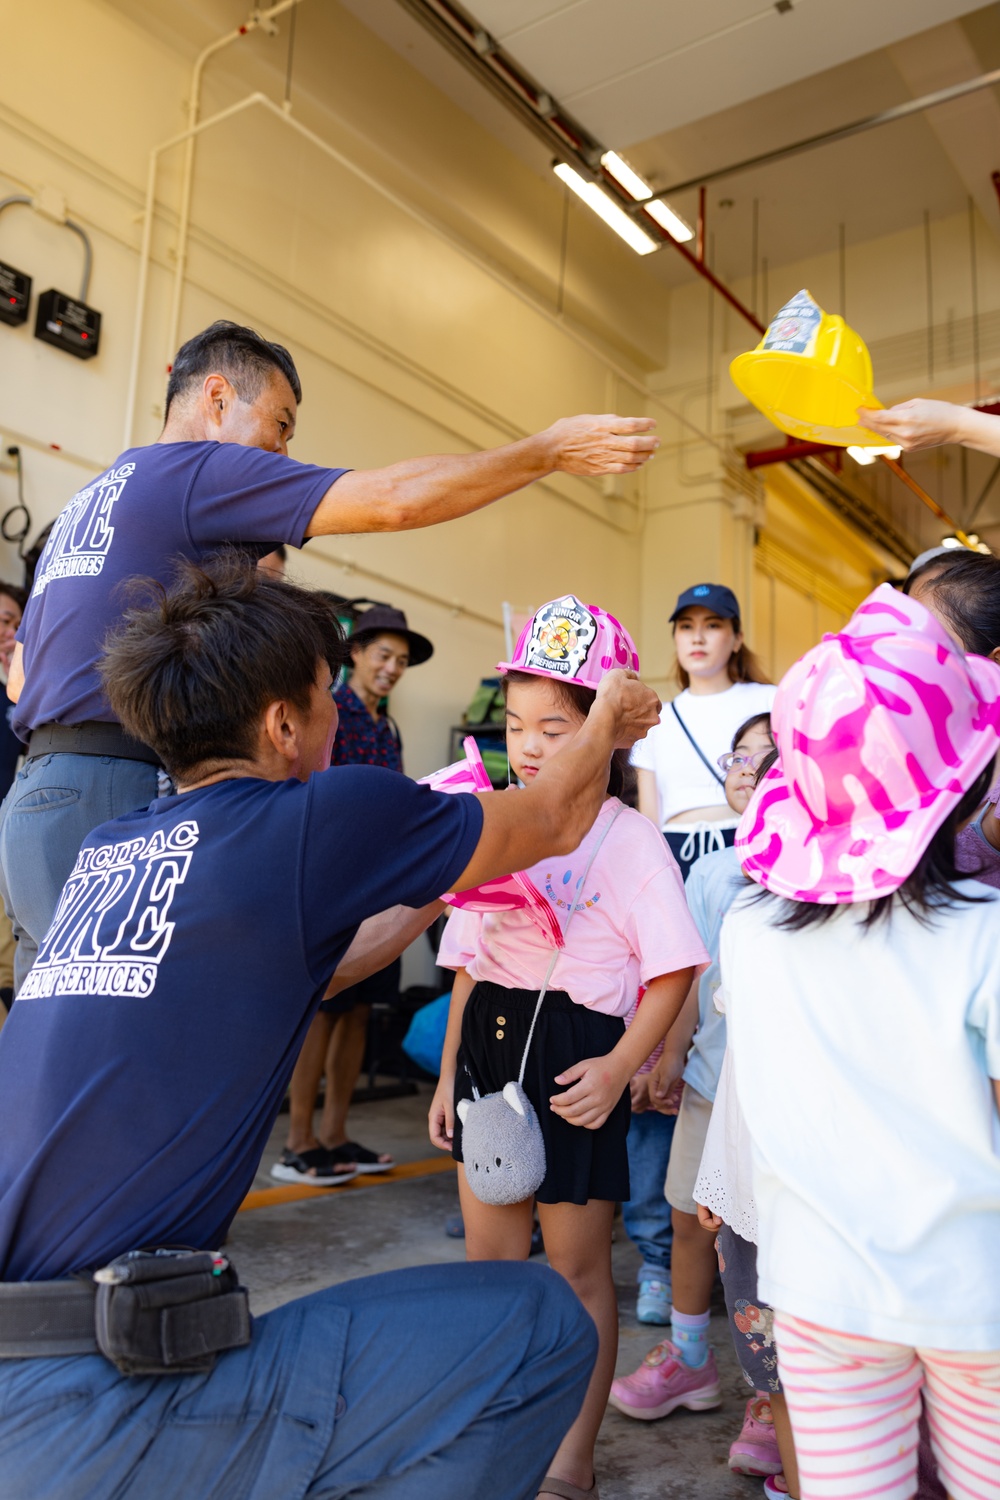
[0,261,31,326]
[34,288,101,359]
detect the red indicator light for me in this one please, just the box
[80,331,88,339]
[8,297,14,305]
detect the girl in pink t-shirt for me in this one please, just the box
[428,595,708,1500]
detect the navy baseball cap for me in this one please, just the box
[669,583,741,622]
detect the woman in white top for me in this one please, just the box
[615,585,772,1348]
[632,583,774,882]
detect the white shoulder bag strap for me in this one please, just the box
[517,803,624,1087]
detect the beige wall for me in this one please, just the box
[0,0,676,781]
[2,0,997,740]
[6,0,998,990]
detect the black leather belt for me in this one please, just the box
[25,721,162,768]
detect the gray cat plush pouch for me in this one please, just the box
[457,1083,546,1206]
[459,807,623,1208]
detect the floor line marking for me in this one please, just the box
[239,1155,456,1212]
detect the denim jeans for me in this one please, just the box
[0,1262,596,1500]
[0,752,159,991]
[622,1107,676,1281]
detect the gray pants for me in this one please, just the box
[0,752,159,990]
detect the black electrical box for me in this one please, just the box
[0,261,31,327]
[34,288,101,359]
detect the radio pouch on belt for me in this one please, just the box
[93,1249,251,1376]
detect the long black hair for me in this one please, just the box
[904,550,1000,657]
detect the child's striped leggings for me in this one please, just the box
[773,1312,1000,1500]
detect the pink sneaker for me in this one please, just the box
[728,1395,782,1476]
[763,1477,789,1498]
[608,1340,722,1421]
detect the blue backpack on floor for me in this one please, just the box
[401,993,450,1077]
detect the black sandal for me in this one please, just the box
[331,1140,394,1176]
[270,1147,358,1186]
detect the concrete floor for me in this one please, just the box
[231,1084,762,1500]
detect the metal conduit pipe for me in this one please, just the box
[124,95,721,471]
[390,0,977,548]
[315,548,502,631]
[166,0,306,367]
[127,0,722,476]
[125,92,268,449]
[64,220,92,302]
[0,194,94,301]
[636,67,1000,206]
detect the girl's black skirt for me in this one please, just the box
[452,980,631,1206]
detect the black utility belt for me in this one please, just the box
[0,1249,251,1375]
[26,721,162,768]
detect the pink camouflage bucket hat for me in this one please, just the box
[736,583,1000,903]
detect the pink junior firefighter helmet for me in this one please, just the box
[497,594,639,687]
[736,582,1000,904]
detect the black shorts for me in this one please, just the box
[319,958,401,1016]
[664,826,737,883]
[453,980,631,1206]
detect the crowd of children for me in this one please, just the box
[429,552,1000,1500]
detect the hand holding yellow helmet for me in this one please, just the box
[730,289,887,446]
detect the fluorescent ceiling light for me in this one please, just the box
[600,152,694,243]
[941,534,990,553]
[554,162,657,256]
[601,151,649,200]
[645,199,695,243]
[847,445,902,465]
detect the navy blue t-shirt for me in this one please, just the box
[14,442,347,739]
[0,768,481,1280]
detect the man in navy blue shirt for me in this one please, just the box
[1,319,658,990]
[0,559,660,1500]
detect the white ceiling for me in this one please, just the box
[347,1,1000,288]
[470,0,986,146]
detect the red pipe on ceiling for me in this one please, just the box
[746,439,838,468]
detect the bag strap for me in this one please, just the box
[670,700,725,787]
[517,803,624,1086]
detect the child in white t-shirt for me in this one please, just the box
[427,595,708,1500]
[611,715,795,1489]
[725,583,1000,1500]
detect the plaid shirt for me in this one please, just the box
[331,682,402,772]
